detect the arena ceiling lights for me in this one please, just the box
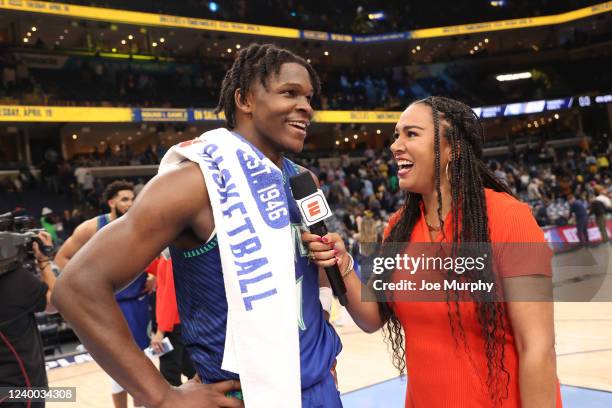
[496,72,533,82]
[367,12,386,21]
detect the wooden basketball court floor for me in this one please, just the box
[46,246,612,407]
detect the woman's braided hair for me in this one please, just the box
[380,96,516,405]
[214,43,321,129]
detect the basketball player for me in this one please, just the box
[52,44,342,407]
[54,180,154,408]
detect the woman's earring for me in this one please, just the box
[445,162,451,182]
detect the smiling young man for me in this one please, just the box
[52,44,342,408]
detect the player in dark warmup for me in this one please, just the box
[54,180,154,408]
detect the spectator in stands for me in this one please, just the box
[491,161,508,186]
[586,151,598,175]
[1,61,16,91]
[79,167,95,195]
[597,151,609,171]
[362,177,374,197]
[142,144,158,164]
[594,185,612,209]
[546,143,557,163]
[590,197,609,243]
[527,177,543,201]
[40,157,60,194]
[568,194,589,247]
[547,198,570,227]
[505,171,518,195]
[61,208,82,238]
[74,165,89,191]
[15,58,30,89]
[58,160,76,196]
[535,200,551,226]
[40,207,59,243]
[102,144,113,162]
[558,175,572,197]
[591,185,611,243]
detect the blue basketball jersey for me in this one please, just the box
[170,158,342,389]
[96,214,150,349]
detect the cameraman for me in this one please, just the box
[0,231,56,407]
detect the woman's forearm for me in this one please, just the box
[343,270,385,333]
[518,348,558,408]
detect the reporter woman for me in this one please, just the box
[304,96,562,407]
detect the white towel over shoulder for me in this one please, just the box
[159,128,301,407]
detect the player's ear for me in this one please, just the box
[234,88,254,115]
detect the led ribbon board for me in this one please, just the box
[0,106,133,122]
[0,93,609,122]
[0,0,299,38]
[1,0,609,41]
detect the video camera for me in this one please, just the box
[0,210,55,276]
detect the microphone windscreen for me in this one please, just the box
[289,172,317,200]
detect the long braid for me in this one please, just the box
[431,100,445,238]
[436,97,510,405]
[383,96,515,405]
[445,124,462,349]
[431,100,448,319]
[214,43,321,129]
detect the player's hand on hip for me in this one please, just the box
[158,380,243,408]
[301,232,348,268]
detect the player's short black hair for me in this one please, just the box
[103,180,134,202]
[214,43,321,129]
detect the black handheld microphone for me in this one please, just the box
[289,172,348,306]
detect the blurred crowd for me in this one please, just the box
[3,49,609,110]
[291,138,612,253]
[2,133,611,250]
[0,54,227,108]
[0,53,440,109]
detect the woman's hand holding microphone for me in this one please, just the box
[301,232,353,278]
[301,231,384,333]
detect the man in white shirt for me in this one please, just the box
[594,186,612,209]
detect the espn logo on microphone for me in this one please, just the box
[296,190,332,226]
[307,201,321,217]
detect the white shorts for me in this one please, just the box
[109,375,125,394]
[109,375,145,407]
[109,351,151,395]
